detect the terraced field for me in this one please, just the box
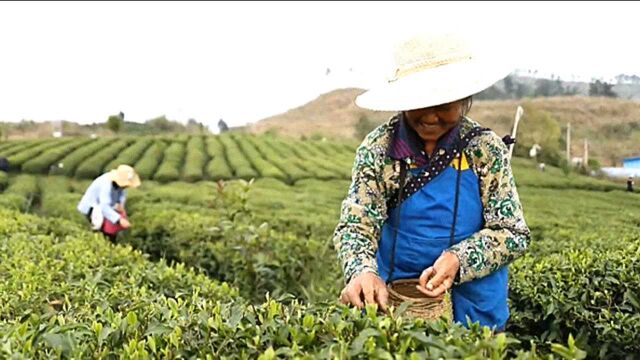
[0,134,357,184]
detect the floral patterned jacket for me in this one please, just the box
[333,114,531,284]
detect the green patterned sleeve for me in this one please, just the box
[447,131,531,284]
[332,140,389,283]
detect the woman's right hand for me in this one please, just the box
[119,218,131,229]
[339,272,388,311]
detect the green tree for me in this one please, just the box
[589,80,617,97]
[354,114,377,140]
[106,114,124,133]
[514,105,563,166]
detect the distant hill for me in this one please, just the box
[247,88,393,139]
[249,88,640,166]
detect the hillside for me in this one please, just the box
[247,88,394,139]
[249,89,640,166]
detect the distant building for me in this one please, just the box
[623,156,640,169]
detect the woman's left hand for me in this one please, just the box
[417,252,460,297]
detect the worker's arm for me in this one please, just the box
[333,137,389,283]
[99,183,121,224]
[116,190,127,212]
[447,131,531,284]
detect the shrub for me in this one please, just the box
[205,136,233,180]
[53,138,113,176]
[75,139,132,179]
[233,134,287,181]
[218,135,258,180]
[22,138,92,174]
[7,139,74,171]
[103,138,154,172]
[134,141,167,181]
[183,136,207,182]
[154,142,185,183]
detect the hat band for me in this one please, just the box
[389,54,473,83]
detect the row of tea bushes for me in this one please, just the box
[154,142,186,183]
[53,138,114,176]
[21,138,92,173]
[75,139,133,179]
[104,138,154,172]
[135,141,167,180]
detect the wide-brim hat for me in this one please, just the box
[109,164,141,188]
[356,32,511,112]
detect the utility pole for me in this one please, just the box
[566,123,571,164]
[583,138,589,167]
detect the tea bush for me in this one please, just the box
[183,136,207,182]
[103,138,154,172]
[75,139,132,179]
[135,141,167,180]
[22,138,91,174]
[53,138,113,176]
[154,142,186,183]
[219,134,258,180]
[205,136,234,180]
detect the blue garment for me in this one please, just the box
[77,173,126,223]
[377,156,509,330]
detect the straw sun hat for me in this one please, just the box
[355,32,511,112]
[109,164,141,188]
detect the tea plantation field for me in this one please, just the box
[0,134,638,359]
[0,134,355,183]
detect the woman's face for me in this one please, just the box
[404,99,465,143]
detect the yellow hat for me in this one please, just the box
[109,164,141,188]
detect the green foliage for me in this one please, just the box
[21,138,91,174]
[589,80,617,98]
[533,79,567,97]
[145,115,186,133]
[134,141,167,181]
[183,136,207,182]
[7,139,74,171]
[205,136,233,180]
[37,176,85,224]
[154,142,185,183]
[75,139,132,179]
[218,134,258,180]
[53,138,113,176]
[106,114,124,133]
[233,134,287,181]
[124,180,339,303]
[355,114,378,141]
[513,105,563,166]
[1,174,39,212]
[0,170,8,191]
[103,138,153,172]
[250,136,311,183]
[0,139,47,158]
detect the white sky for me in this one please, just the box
[0,1,638,129]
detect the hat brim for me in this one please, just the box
[110,169,141,188]
[355,58,511,112]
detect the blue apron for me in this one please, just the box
[377,153,509,330]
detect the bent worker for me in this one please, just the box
[77,164,141,243]
[333,32,531,332]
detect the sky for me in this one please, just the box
[0,1,638,130]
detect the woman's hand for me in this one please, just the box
[339,272,388,311]
[119,218,131,229]
[417,252,460,297]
